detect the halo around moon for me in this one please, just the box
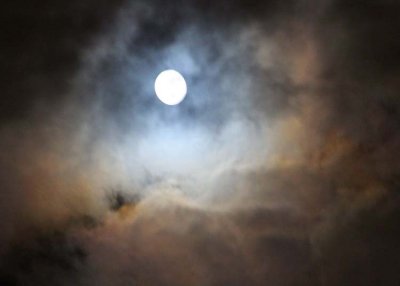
[154,69,187,105]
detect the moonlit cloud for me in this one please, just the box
[0,0,399,285]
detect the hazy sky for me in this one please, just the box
[0,1,399,285]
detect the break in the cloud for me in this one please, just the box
[0,0,399,285]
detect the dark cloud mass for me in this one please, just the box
[0,0,400,285]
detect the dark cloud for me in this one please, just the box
[0,0,399,285]
[314,193,400,286]
[0,230,87,286]
[0,0,124,121]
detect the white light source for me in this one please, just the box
[154,69,187,105]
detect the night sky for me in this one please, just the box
[1,1,400,285]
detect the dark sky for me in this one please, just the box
[0,1,400,285]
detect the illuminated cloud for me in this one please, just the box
[0,0,399,285]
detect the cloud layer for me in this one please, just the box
[0,0,399,285]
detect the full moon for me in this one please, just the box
[154,69,187,105]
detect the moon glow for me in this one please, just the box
[154,70,187,105]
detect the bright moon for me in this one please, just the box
[154,69,187,105]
